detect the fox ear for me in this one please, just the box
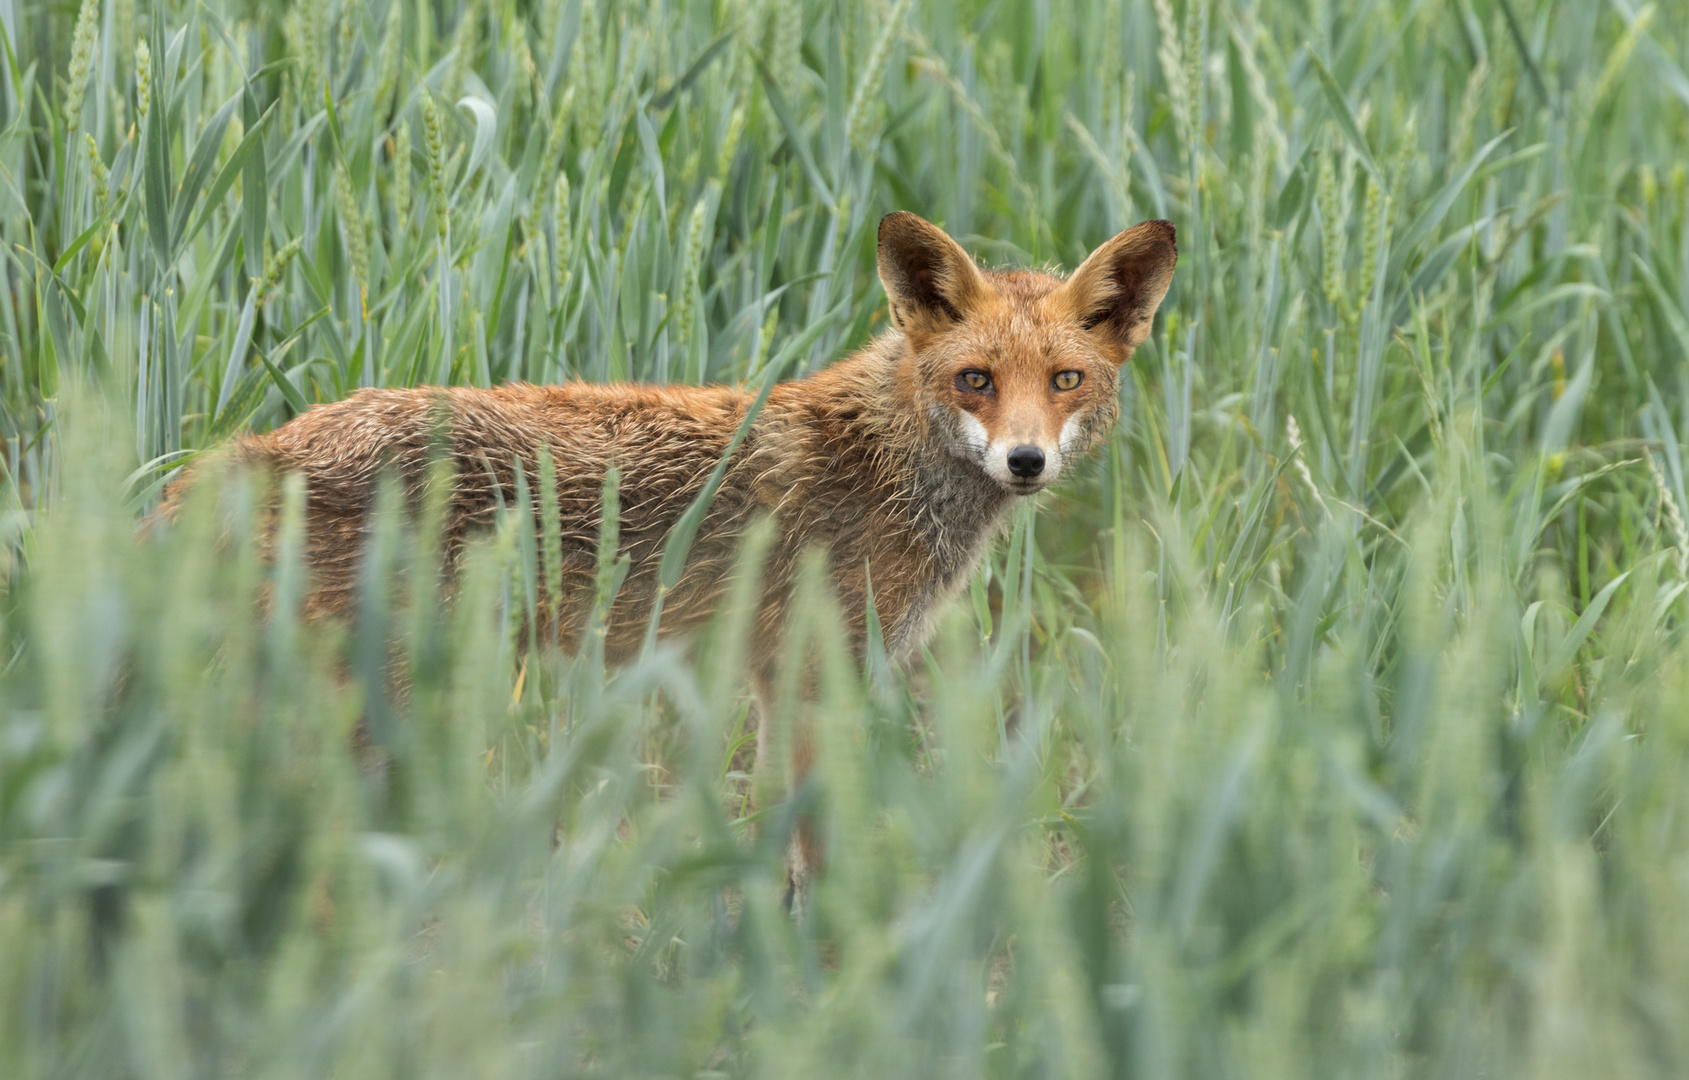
[1054,220,1177,356]
[877,212,992,335]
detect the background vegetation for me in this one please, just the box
[6,0,1689,1074]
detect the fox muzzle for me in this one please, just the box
[1007,445,1046,478]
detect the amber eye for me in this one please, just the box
[957,370,992,392]
[1053,370,1083,391]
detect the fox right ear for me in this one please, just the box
[877,212,992,336]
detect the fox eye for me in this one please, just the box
[1053,370,1083,391]
[957,370,992,392]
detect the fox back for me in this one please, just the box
[162,212,1175,671]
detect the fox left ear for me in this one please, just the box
[1054,220,1178,357]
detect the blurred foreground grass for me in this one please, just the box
[8,0,1689,1074]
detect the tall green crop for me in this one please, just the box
[6,0,1689,1075]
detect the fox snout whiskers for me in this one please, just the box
[1006,445,1045,478]
[995,442,1053,494]
[985,442,1058,495]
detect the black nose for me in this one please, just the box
[1007,445,1045,478]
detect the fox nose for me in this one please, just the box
[1007,445,1046,478]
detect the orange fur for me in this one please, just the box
[155,213,1177,897]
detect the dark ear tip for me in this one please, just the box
[879,210,923,242]
[1146,219,1177,253]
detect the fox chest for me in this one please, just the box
[747,432,1009,662]
[876,460,1012,660]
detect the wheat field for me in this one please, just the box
[6,0,1689,1075]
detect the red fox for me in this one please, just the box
[161,211,1175,889]
[166,212,1174,657]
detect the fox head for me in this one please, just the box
[878,211,1176,495]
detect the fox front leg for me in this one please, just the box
[750,668,824,917]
